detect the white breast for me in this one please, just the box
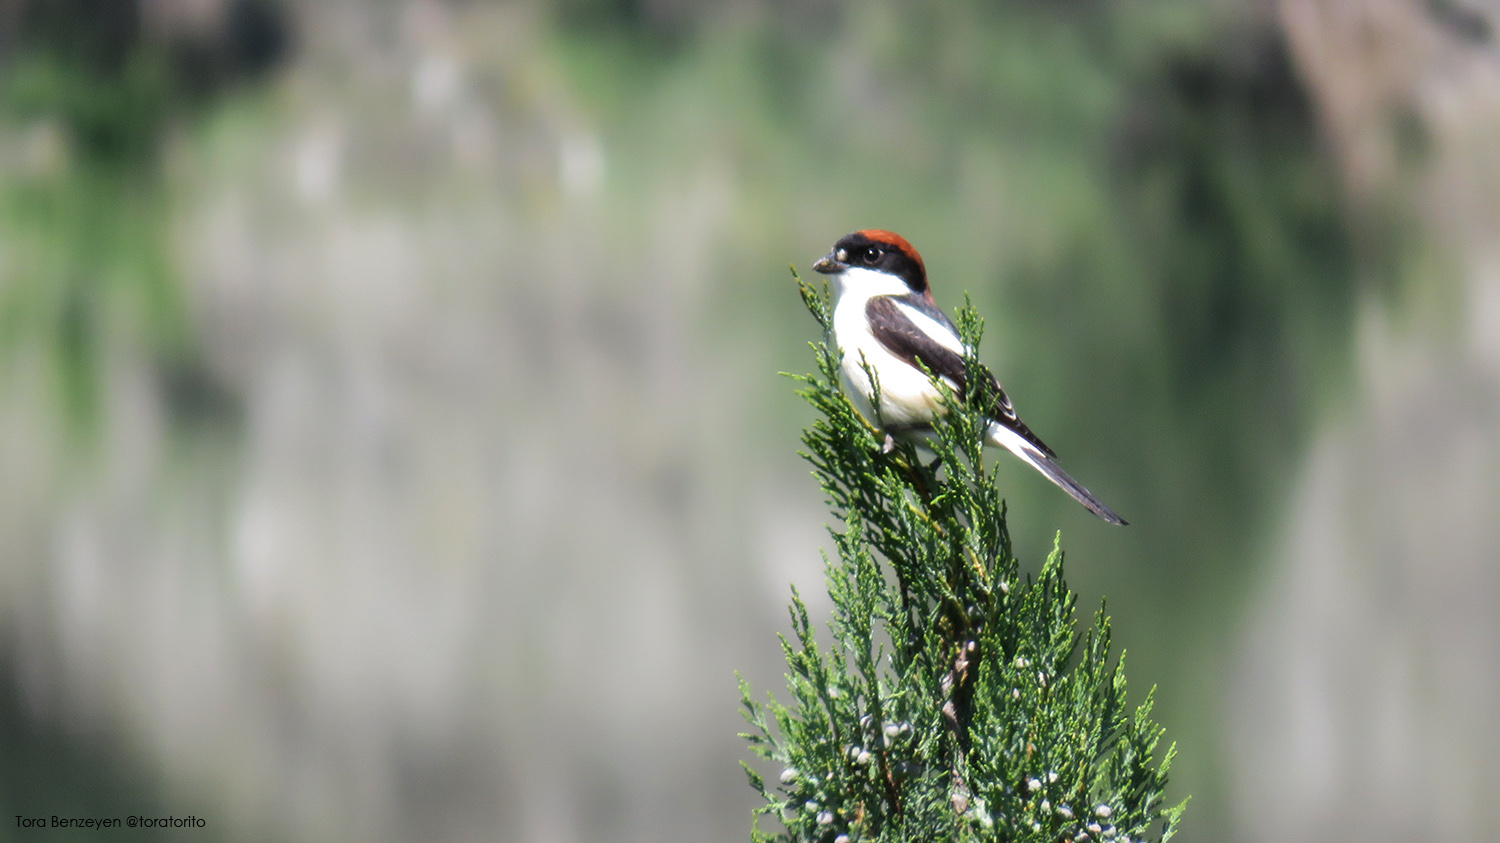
[828,268,961,429]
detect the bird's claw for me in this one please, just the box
[882,433,897,454]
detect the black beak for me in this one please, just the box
[812,252,843,274]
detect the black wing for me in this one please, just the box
[865,294,1056,459]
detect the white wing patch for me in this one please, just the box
[892,300,966,355]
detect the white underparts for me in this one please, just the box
[829,268,966,430]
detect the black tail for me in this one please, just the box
[987,422,1128,526]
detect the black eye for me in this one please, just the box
[863,246,883,264]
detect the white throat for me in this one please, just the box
[829,266,915,306]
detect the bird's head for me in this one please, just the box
[813,229,931,301]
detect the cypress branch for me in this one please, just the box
[739,269,1187,843]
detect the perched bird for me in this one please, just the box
[812,229,1126,525]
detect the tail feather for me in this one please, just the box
[987,422,1128,526]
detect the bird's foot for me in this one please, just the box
[881,433,897,454]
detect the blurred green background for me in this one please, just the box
[2,1,1498,842]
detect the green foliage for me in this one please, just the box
[0,1,285,429]
[740,271,1185,843]
[0,12,176,427]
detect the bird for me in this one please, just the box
[812,229,1126,525]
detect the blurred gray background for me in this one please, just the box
[1,0,1497,841]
